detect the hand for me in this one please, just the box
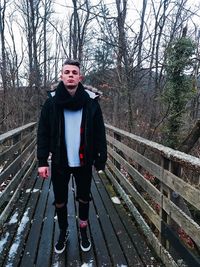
[38,167,50,179]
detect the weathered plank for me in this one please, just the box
[107,134,163,177]
[2,172,43,267]
[89,185,112,266]
[93,170,144,267]
[0,154,36,227]
[0,131,34,164]
[73,178,97,267]
[0,167,38,267]
[107,143,200,253]
[91,172,128,266]
[106,124,200,172]
[35,183,55,267]
[104,167,178,267]
[107,136,200,211]
[0,138,36,185]
[107,158,160,231]
[0,150,35,209]
[108,146,162,205]
[0,122,36,145]
[163,196,200,247]
[20,175,52,266]
[163,170,200,210]
[66,178,82,266]
[99,171,161,266]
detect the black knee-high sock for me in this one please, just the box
[56,206,68,232]
[79,202,89,221]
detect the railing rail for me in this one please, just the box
[0,122,37,227]
[105,123,200,267]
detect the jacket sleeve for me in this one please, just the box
[93,102,107,170]
[37,99,51,167]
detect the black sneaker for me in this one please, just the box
[80,227,91,252]
[54,230,69,254]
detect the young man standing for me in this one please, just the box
[37,59,107,254]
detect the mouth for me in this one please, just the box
[67,79,74,83]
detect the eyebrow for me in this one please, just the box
[64,70,78,73]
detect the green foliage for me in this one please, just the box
[163,37,196,149]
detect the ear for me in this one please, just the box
[79,75,84,82]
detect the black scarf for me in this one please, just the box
[55,81,89,110]
[54,81,89,166]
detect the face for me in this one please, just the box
[61,64,83,96]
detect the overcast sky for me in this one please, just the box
[54,0,200,27]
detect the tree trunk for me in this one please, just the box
[0,0,8,131]
[137,0,147,69]
[178,120,200,153]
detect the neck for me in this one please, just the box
[65,85,78,96]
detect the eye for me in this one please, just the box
[72,70,78,75]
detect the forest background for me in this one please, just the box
[1,0,200,154]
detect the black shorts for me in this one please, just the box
[51,164,92,205]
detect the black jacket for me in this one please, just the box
[37,82,107,170]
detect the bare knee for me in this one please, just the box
[55,202,65,208]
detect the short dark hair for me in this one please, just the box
[63,59,80,69]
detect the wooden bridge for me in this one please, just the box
[0,123,200,267]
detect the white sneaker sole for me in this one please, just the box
[54,231,69,254]
[54,243,66,254]
[80,241,91,252]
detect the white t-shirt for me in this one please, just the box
[64,109,83,167]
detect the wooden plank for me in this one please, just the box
[89,183,112,267]
[0,138,36,184]
[20,174,52,266]
[0,131,34,163]
[104,167,178,267]
[0,149,35,208]
[2,174,43,267]
[107,136,200,211]
[93,170,144,266]
[107,134,163,179]
[52,222,66,267]
[0,167,38,267]
[0,155,36,227]
[98,170,162,266]
[73,177,97,267]
[0,122,36,144]
[163,196,200,248]
[35,182,55,267]
[163,170,200,210]
[106,124,200,172]
[65,177,82,267]
[107,158,160,230]
[91,172,128,266]
[162,221,200,267]
[108,146,162,205]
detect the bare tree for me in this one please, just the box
[137,0,147,69]
[0,0,9,131]
[70,0,93,63]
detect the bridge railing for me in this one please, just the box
[0,122,37,227]
[105,124,200,267]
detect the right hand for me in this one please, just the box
[38,167,50,179]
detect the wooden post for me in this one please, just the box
[113,131,121,170]
[160,156,170,249]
